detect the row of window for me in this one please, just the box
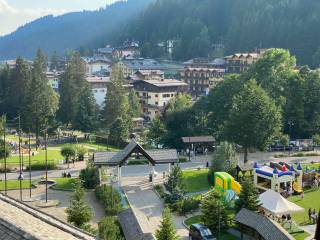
[93,89,106,93]
[139,93,174,98]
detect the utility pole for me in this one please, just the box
[28,130,32,198]
[45,128,48,203]
[18,115,22,201]
[3,116,7,195]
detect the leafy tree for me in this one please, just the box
[166,166,184,194]
[0,66,10,115]
[0,140,12,159]
[66,184,92,227]
[61,145,76,168]
[128,89,141,118]
[155,207,179,240]
[165,93,192,117]
[95,184,122,215]
[223,80,282,163]
[235,177,261,213]
[98,217,122,240]
[201,190,229,234]
[24,49,59,141]
[211,141,237,176]
[313,134,320,146]
[79,161,99,189]
[147,115,166,147]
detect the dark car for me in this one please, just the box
[189,224,216,240]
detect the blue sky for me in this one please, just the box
[0,0,119,36]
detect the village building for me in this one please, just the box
[46,70,62,92]
[97,45,114,58]
[180,58,226,97]
[224,49,265,74]
[86,76,111,107]
[119,58,166,78]
[113,40,140,59]
[82,57,112,77]
[132,70,165,81]
[133,78,188,121]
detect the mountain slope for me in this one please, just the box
[0,0,154,60]
[118,0,320,65]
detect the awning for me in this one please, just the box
[259,190,304,215]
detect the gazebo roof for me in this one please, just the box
[181,136,215,144]
[94,139,178,166]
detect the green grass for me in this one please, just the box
[51,178,80,191]
[55,142,119,152]
[288,188,320,225]
[0,180,31,190]
[183,169,211,193]
[1,148,63,167]
[291,231,310,240]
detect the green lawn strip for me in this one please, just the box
[2,148,63,166]
[0,180,31,190]
[50,178,80,191]
[291,231,310,240]
[288,188,320,225]
[54,142,119,152]
[183,169,211,193]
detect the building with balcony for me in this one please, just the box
[180,58,226,97]
[133,79,189,121]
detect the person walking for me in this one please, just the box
[309,208,312,223]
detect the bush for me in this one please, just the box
[79,162,99,189]
[26,162,57,170]
[155,184,167,198]
[179,157,188,163]
[0,139,12,158]
[95,185,122,215]
[76,145,88,161]
[98,217,122,240]
[169,197,201,215]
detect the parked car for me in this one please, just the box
[189,224,216,240]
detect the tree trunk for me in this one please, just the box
[244,147,248,164]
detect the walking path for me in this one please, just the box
[121,176,189,239]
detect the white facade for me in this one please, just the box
[86,76,111,107]
[86,60,111,76]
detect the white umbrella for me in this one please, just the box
[259,189,304,215]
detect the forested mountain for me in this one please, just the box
[118,0,320,66]
[0,0,154,60]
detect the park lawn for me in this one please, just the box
[288,188,320,225]
[183,169,211,193]
[55,142,119,152]
[51,178,80,191]
[0,180,31,190]
[291,231,310,240]
[3,148,63,166]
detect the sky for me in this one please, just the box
[0,0,119,36]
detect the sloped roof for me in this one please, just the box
[94,139,178,166]
[0,194,96,240]
[118,208,154,240]
[235,208,294,240]
[181,136,215,143]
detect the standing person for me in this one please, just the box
[301,191,305,199]
[309,208,312,223]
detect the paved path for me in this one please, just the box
[300,224,316,240]
[121,177,189,239]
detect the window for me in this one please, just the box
[155,102,159,105]
[155,94,158,97]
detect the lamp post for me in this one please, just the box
[45,128,48,203]
[18,115,23,201]
[28,130,32,198]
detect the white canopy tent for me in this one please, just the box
[259,190,304,215]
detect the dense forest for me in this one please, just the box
[118,0,320,66]
[0,0,154,60]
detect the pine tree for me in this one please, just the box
[109,118,130,147]
[147,115,166,147]
[155,208,179,240]
[0,66,10,115]
[74,83,98,132]
[201,190,229,234]
[98,217,121,240]
[58,52,87,125]
[66,184,92,227]
[102,64,129,127]
[128,89,141,118]
[7,57,31,119]
[235,177,261,213]
[24,49,58,140]
[166,166,184,194]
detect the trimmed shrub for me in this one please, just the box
[95,185,121,215]
[26,162,57,170]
